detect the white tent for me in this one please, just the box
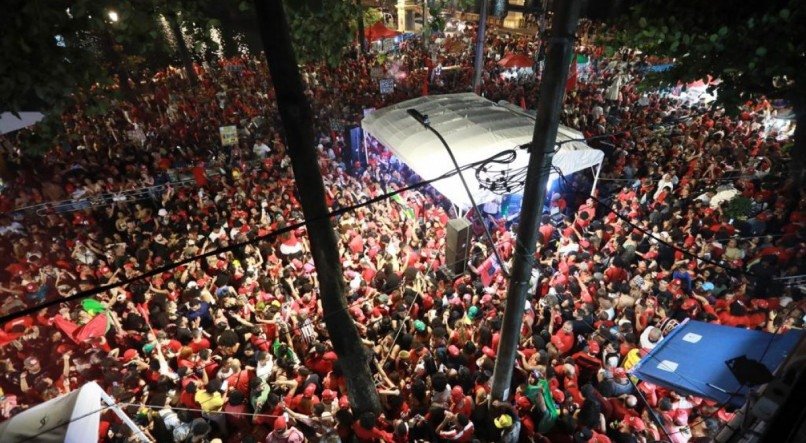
[0,112,44,134]
[361,93,604,210]
[0,382,148,443]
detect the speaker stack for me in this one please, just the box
[445,218,472,275]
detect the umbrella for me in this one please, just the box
[498,53,534,69]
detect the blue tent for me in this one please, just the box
[630,319,804,408]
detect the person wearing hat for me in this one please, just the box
[492,403,522,443]
[599,368,635,398]
[265,415,305,443]
[448,385,473,417]
[286,382,320,415]
[352,411,394,442]
[572,340,603,385]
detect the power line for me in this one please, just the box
[0,150,516,327]
[550,165,759,279]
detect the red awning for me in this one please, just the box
[498,53,534,69]
[365,21,400,42]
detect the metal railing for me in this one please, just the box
[7,177,197,218]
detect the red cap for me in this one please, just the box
[588,341,600,354]
[682,298,698,310]
[613,368,628,379]
[371,307,382,318]
[451,386,464,399]
[516,395,532,409]
[274,416,287,430]
[622,416,646,432]
[339,395,351,409]
[551,389,565,403]
[448,345,460,357]
[482,346,496,358]
[123,349,139,362]
[323,351,338,361]
[303,384,316,397]
[322,389,336,401]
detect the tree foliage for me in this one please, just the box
[616,0,805,111]
[282,0,361,67]
[0,0,222,154]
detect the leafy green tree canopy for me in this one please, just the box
[616,0,804,111]
[282,0,361,67]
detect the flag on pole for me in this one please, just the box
[478,254,501,287]
[72,313,109,342]
[565,54,578,93]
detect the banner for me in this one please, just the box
[126,127,146,146]
[219,125,238,146]
[478,254,501,287]
[379,78,395,95]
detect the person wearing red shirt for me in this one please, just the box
[286,383,320,415]
[604,261,628,284]
[437,412,475,442]
[188,329,210,353]
[353,411,394,443]
[617,186,636,203]
[449,386,473,417]
[551,321,576,355]
[539,215,556,244]
[572,341,603,385]
[223,390,250,431]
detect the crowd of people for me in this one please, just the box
[0,15,803,443]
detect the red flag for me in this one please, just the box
[53,316,80,344]
[565,55,578,93]
[0,330,22,347]
[73,313,108,342]
[478,254,501,287]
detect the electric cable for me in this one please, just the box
[0,149,517,327]
[550,164,760,278]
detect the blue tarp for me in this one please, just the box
[630,319,803,408]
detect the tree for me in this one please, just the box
[253,0,383,416]
[616,0,806,188]
[0,0,221,153]
[282,0,362,67]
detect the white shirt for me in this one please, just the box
[256,356,274,381]
[253,142,271,158]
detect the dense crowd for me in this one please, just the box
[0,17,804,443]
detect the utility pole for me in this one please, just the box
[356,0,367,54]
[472,0,489,92]
[490,0,581,402]
[253,0,382,415]
[422,0,430,49]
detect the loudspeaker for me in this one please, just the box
[445,218,472,275]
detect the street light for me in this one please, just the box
[108,11,119,22]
